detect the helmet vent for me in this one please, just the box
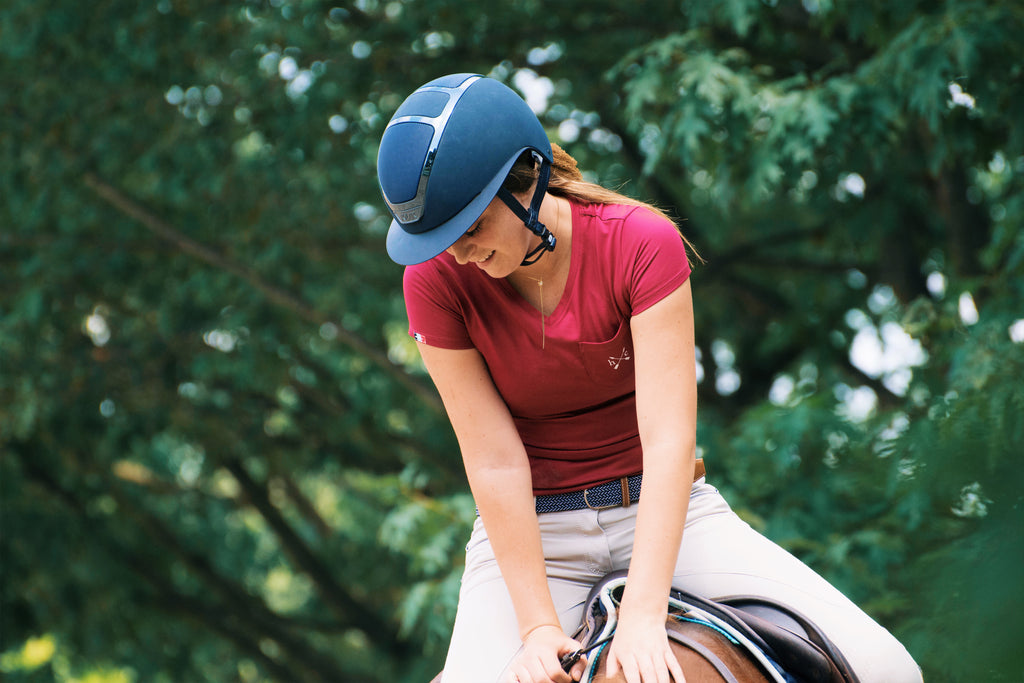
[378,122,434,206]
[380,75,481,225]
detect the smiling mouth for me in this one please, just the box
[474,250,495,264]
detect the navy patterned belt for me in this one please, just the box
[534,459,706,514]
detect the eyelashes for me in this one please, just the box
[465,223,482,237]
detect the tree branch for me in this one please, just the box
[12,445,352,683]
[223,457,413,659]
[276,471,333,540]
[81,172,443,416]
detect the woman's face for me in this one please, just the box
[445,194,534,278]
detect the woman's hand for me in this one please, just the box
[503,625,587,683]
[605,611,686,683]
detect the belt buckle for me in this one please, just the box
[583,483,620,511]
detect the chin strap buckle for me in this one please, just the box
[496,152,556,266]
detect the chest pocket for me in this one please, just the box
[579,319,636,388]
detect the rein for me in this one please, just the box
[565,575,790,683]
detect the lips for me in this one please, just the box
[474,250,495,265]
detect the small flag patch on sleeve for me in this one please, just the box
[412,332,427,344]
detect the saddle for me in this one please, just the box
[568,571,859,683]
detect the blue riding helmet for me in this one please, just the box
[377,73,555,266]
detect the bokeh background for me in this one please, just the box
[2,1,1023,681]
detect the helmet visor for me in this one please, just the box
[385,150,521,266]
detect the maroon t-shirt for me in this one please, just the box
[404,201,691,494]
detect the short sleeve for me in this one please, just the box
[623,209,692,315]
[403,263,475,349]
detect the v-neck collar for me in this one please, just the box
[497,200,580,327]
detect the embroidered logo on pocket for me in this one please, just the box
[580,320,635,387]
[607,347,631,370]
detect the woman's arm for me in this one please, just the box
[608,279,698,682]
[417,344,582,682]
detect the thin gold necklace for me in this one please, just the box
[525,200,563,349]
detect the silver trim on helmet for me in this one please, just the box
[383,75,481,225]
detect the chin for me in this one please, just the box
[476,255,512,278]
[481,264,508,279]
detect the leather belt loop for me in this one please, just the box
[620,477,631,508]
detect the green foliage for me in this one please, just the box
[3,1,1022,681]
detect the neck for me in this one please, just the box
[515,195,568,283]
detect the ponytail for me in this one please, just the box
[546,143,701,262]
[501,143,700,262]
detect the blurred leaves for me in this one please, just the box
[2,0,1023,681]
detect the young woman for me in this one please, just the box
[377,73,921,683]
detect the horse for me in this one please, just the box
[566,571,857,682]
[429,570,858,683]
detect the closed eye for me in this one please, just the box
[465,222,482,237]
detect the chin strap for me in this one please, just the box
[496,152,556,266]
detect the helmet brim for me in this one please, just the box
[385,151,522,266]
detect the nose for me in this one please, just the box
[447,236,473,265]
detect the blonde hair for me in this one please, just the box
[504,143,700,260]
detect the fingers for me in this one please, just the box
[505,629,587,683]
[568,655,587,682]
[607,650,687,683]
[506,650,578,683]
[508,661,574,683]
[664,648,687,683]
[606,654,620,677]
